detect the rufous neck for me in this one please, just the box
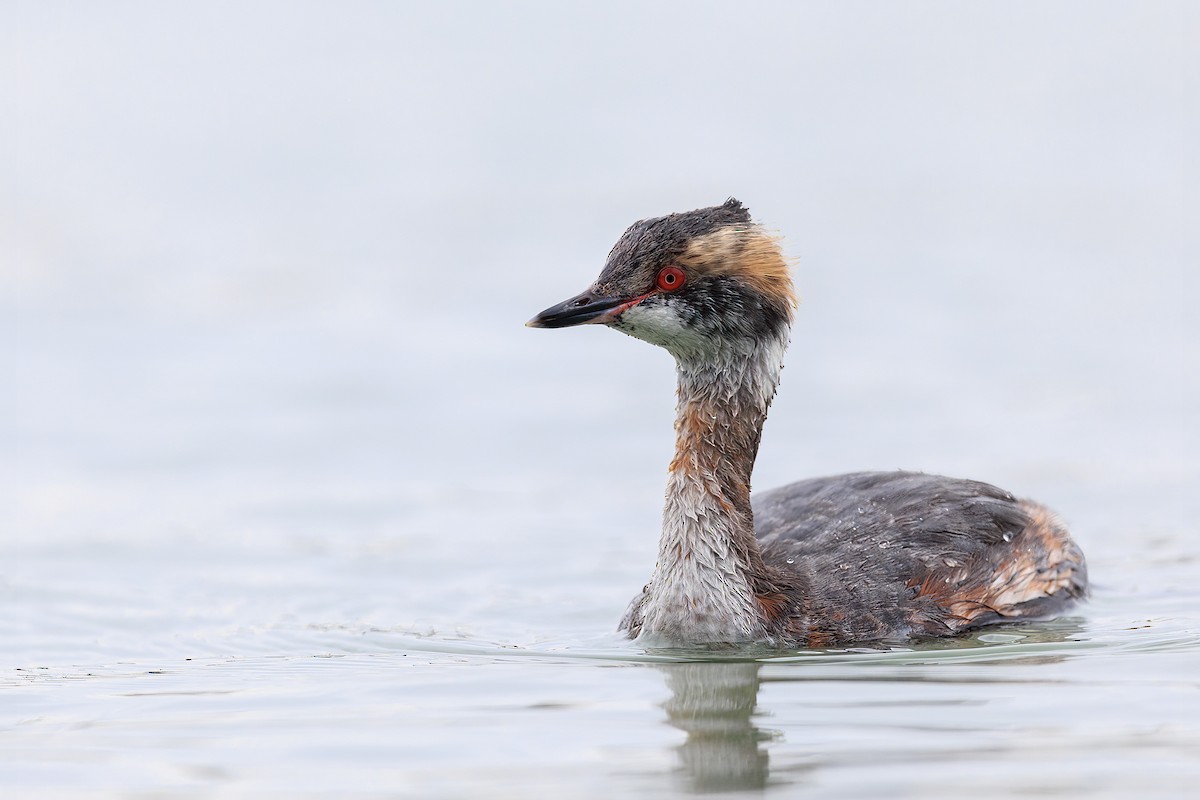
[668,337,785,519]
[634,332,789,643]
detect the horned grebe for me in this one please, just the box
[528,199,1087,647]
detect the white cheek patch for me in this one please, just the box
[616,302,709,353]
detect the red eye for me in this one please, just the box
[656,266,686,291]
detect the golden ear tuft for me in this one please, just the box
[677,225,797,312]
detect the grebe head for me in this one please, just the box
[528,198,795,359]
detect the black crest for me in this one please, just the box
[595,198,751,291]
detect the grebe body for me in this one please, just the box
[529,199,1087,647]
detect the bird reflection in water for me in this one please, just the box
[660,661,776,793]
[653,620,1086,793]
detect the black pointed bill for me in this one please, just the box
[527,290,635,329]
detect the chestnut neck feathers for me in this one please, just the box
[636,311,791,643]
